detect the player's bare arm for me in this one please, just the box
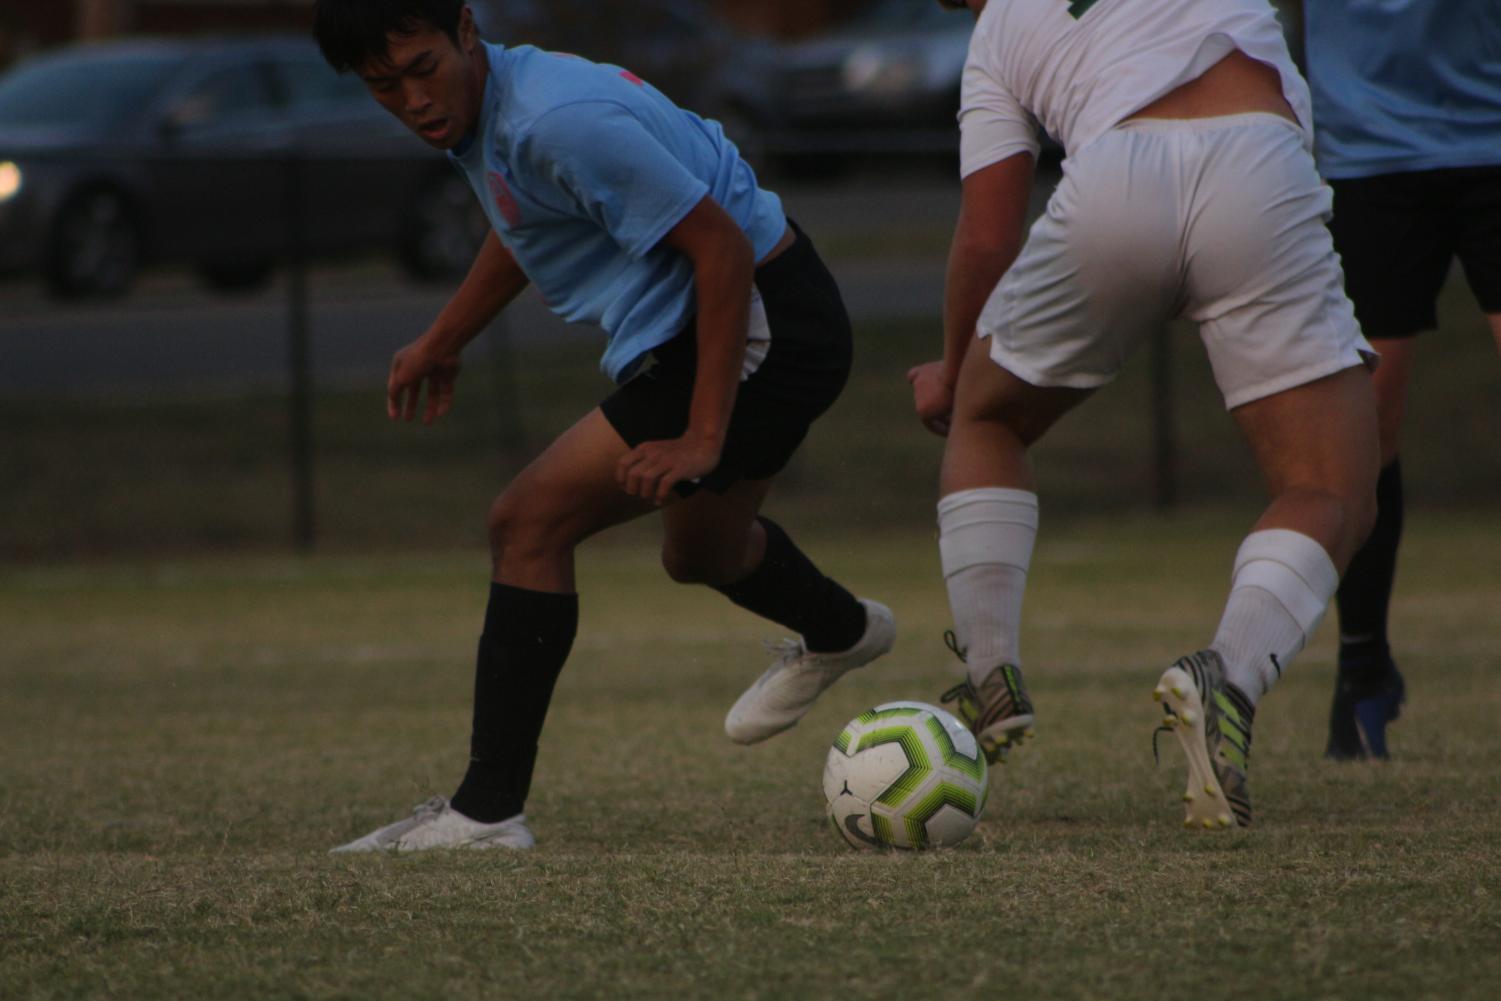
[388,230,529,424]
[616,195,755,504]
[909,152,1033,436]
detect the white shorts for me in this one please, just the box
[978,113,1373,410]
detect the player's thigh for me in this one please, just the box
[1231,365,1379,506]
[492,407,656,547]
[951,333,1093,442]
[942,337,1092,493]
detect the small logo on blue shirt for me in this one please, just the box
[486,171,521,228]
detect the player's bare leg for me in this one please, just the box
[937,341,1090,762]
[334,408,656,853]
[659,476,775,585]
[1326,338,1416,759]
[487,408,661,591]
[1366,337,1417,468]
[1234,366,1379,572]
[1157,365,1379,829]
[939,337,1093,495]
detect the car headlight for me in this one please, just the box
[842,45,924,96]
[0,161,21,203]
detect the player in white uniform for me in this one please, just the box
[909,0,1380,828]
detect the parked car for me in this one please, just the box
[0,37,486,298]
[715,0,973,164]
[715,0,1306,167]
[468,0,753,118]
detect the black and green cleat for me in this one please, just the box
[939,632,1036,765]
[1153,649,1254,830]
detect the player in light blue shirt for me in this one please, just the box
[314,0,894,852]
[1303,0,1501,761]
[1305,0,1501,179]
[448,41,787,382]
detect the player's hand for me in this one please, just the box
[617,433,722,506]
[907,360,955,437]
[388,338,461,424]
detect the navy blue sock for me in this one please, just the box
[1335,458,1403,684]
[450,583,578,823]
[712,516,867,653]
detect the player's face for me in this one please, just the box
[357,9,485,150]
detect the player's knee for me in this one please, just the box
[486,497,516,564]
[952,399,1050,451]
[1301,482,1377,563]
[486,493,563,564]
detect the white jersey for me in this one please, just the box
[959,0,1312,177]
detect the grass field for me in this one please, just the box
[3,511,1499,1000]
[4,241,1498,996]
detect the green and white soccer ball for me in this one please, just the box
[823,701,988,850]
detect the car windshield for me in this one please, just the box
[0,50,180,130]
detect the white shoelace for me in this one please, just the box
[409,796,448,820]
[762,637,806,665]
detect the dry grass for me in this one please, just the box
[3,513,1499,1000]
[3,211,1497,998]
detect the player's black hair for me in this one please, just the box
[314,0,467,73]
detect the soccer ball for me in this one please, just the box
[823,701,988,850]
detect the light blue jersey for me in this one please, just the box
[449,43,786,382]
[1304,0,1501,179]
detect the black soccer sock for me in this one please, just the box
[450,583,578,823]
[711,516,867,653]
[1335,458,1403,684]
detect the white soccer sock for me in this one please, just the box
[938,488,1038,685]
[1212,529,1339,704]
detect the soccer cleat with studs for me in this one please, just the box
[939,632,1036,765]
[1152,649,1254,829]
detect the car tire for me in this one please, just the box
[398,170,487,282]
[45,188,141,299]
[197,259,276,294]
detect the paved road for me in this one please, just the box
[0,163,1057,395]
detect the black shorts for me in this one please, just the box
[1328,165,1501,338]
[599,221,853,496]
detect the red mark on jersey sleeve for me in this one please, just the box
[620,70,644,86]
[487,171,521,228]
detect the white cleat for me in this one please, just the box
[330,796,535,854]
[725,598,896,745]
